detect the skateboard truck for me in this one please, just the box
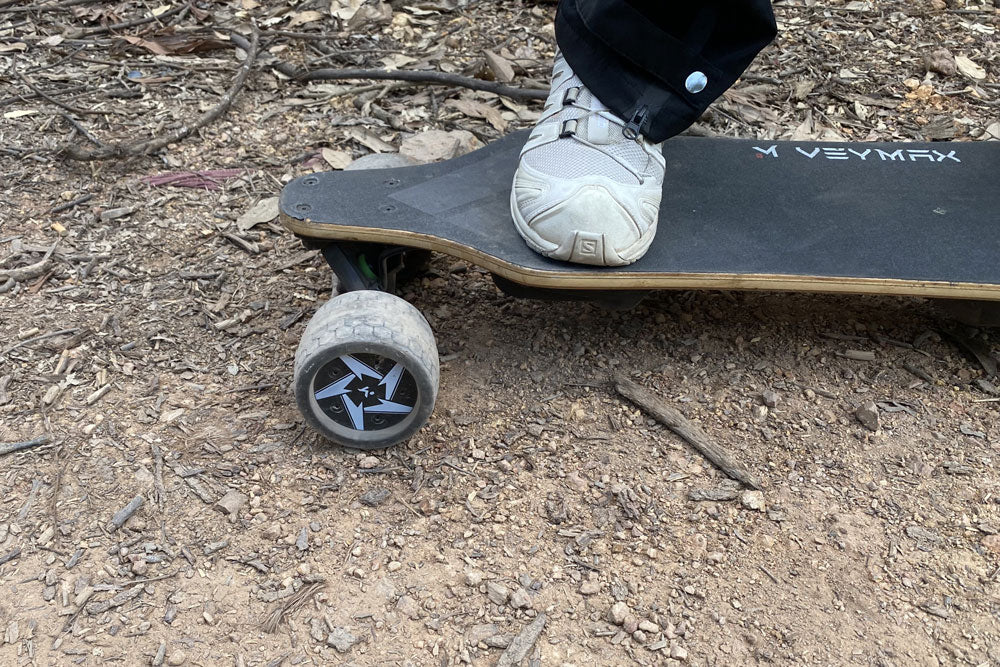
[318,242,416,295]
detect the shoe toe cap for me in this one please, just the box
[528,185,655,265]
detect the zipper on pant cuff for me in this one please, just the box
[622,105,649,140]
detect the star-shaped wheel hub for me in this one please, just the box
[314,355,413,431]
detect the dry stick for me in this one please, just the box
[70,3,188,38]
[0,435,52,457]
[0,84,87,109]
[0,242,58,283]
[17,69,111,116]
[150,441,165,510]
[2,328,79,356]
[49,193,94,214]
[261,580,326,633]
[228,32,547,102]
[497,613,547,667]
[107,495,144,532]
[61,114,106,147]
[0,0,98,12]
[61,26,260,161]
[615,376,763,490]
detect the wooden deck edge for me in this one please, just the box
[280,214,1000,302]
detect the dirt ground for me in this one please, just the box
[2,0,1000,665]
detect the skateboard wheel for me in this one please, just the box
[293,291,439,449]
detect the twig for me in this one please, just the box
[759,565,780,584]
[107,495,144,532]
[0,242,58,284]
[497,613,547,667]
[0,0,98,12]
[228,32,547,102]
[0,435,51,457]
[261,580,326,633]
[299,67,547,101]
[150,441,165,509]
[61,25,260,161]
[17,68,111,116]
[0,548,21,566]
[2,327,79,356]
[615,376,763,490]
[48,193,93,214]
[60,114,105,147]
[70,3,187,38]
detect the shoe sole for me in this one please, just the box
[509,186,655,267]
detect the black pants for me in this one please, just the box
[556,0,777,143]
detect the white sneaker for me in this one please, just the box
[511,51,665,266]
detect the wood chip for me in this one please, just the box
[496,612,546,667]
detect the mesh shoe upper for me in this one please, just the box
[510,51,666,266]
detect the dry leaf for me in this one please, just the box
[347,2,392,29]
[287,10,325,28]
[445,99,508,131]
[380,53,417,70]
[237,197,280,232]
[955,55,986,81]
[400,130,482,163]
[344,128,396,153]
[123,33,228,56]
[484,50,515,83]
[0,42,28,53]
[321,148,352,169]
[330,0,363,21]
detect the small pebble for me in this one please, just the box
[855,402,880,431]
[487,582,510,605]
[740,490,765,512]
[761,389,780,408]
[167,651,186,666]
[623,614,638,634]
[360,488,391,507]
[609,601,629,625]
[509,588,531,609]
[639,620,659,634]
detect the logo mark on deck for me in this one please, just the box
[752,145,961,163]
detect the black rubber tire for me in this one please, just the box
[293,291,439,449]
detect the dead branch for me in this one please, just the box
[261,580,326,633]
[615,376,763,490]
[107,495,144,532]
[68,3,188,38]
[2,328,79,356]
[17,68,112,116]
[228,32,548,102]
[61,26,260,162]
[0,242,58,284]
[0,435,52,457]
[0,0,97,12]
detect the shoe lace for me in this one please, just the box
[543,84,656,185]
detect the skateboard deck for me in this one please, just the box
[279,130,1000,300]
